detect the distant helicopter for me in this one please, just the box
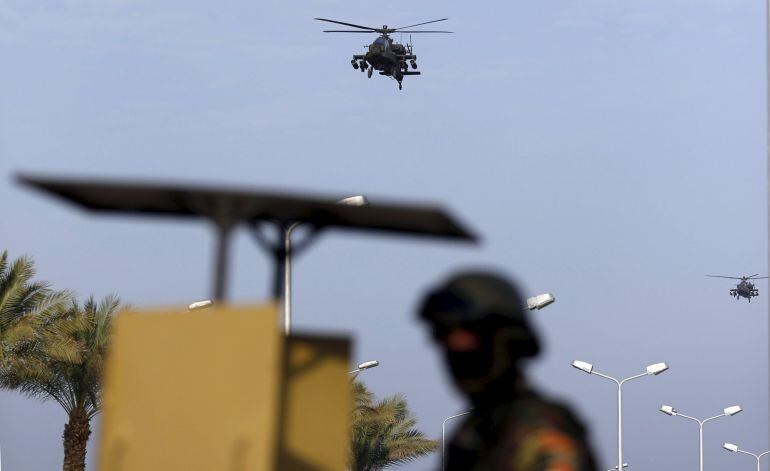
[706,274,768,302]
[315,17,452,90]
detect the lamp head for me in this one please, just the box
[660,405,677,416]
[724,405,743,416]
[571,360,593,374]
[723,443,739,452]
[646,362,669,375]
[188,300,213,311]
[358,360,379,370]
[337,195,370,207]
[526,293,555,310]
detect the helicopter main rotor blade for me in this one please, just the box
[315,18,378,31]
[748,273,761,278]
[394,18,448,30]
[395,30,453,33]
[749,275,768,279]
[706,275,744,279]
[323,30,375,33]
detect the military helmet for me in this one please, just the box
[418,271,540,357]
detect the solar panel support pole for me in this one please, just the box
[213,221,233,302]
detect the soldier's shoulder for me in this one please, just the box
[485,395,596,471]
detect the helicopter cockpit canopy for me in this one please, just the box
[370,36,388,52]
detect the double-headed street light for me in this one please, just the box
[571,360,669,471]
[659,404,742,471]
[723,442,770,471]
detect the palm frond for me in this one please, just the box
[0,263,121,417]
[349,381,438,471]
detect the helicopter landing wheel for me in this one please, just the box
[368,68,373,78]
[398,82,402,90]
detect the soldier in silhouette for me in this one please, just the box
[419,271,597,471]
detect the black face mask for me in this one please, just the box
[441,328,531,399]
[443,330,510,397]
[446,346,495,383]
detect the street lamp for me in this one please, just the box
[282,195,370,335]
[526,293,556,310]
[571,360,669,471]
[723,442,770,471]
[442,410,472,471]
[659,404,742,471]
[348,360,379,375]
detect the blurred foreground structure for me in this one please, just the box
[99,304,350,470]
[17,174,476,302]
[18,175,477,470]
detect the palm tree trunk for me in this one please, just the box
[62,408,91,471]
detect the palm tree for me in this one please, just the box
[0,250,70,366]
[349,380,438,471]
[0,293,121,471]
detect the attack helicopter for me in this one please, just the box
[706,274,768,302]
[315,17,452,90]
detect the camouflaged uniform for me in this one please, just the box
[446,387,597,471]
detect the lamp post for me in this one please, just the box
[282,195,369,335]
[571,360,669,471]
[442,411,472,471]
[724,442,770,471]
[659,404,743,471]
[348,360,380,375]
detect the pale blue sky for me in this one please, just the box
[0,1,768,470]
